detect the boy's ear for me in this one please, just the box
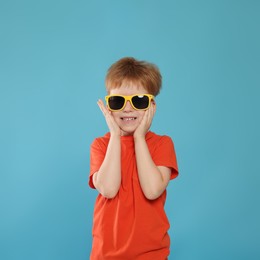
[151,99,156,113]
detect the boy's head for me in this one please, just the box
[105,57,162,96]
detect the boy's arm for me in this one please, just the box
[92,100,121,199]
[92,135,121,199]
[134,103,171,200]
[134,136,171,200]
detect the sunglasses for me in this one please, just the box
[105,94,154,111]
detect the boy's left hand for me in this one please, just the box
[134,101,156,139]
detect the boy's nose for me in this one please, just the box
[123,100,134,111]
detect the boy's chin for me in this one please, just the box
[120,128,135,136]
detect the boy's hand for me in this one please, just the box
[134,101,156,139]
[97,99,121,137]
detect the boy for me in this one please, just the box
[89,57,178,259]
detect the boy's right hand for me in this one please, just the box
[97,99,121,137]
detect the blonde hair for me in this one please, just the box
[105,57,162,96]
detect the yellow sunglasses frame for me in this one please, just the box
[105,94,154,111]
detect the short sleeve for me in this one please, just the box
[152,136,178,180]
[89,138,106,189]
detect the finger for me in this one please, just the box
[98,99,111,117]
[146,105,155,122]
[150,105,155,121]
[141,110,149,125]
[144,105,155,130]
[97,99,105,111]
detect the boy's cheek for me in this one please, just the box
[111,113,121,124]
[111,110,116,116]
[139,112,146,123]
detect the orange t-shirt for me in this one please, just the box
[89,131,178,260]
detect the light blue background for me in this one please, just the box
[1,0,259,259]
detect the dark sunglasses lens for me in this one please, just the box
[132,95,149,109]
[108,96,125,110]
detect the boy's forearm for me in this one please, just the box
[93,135,121,199]
[134,136,168,200]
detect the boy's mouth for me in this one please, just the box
[120,117,137,121]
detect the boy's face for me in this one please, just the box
[108,85,150,136]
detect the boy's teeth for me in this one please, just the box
[123,117,136,121]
